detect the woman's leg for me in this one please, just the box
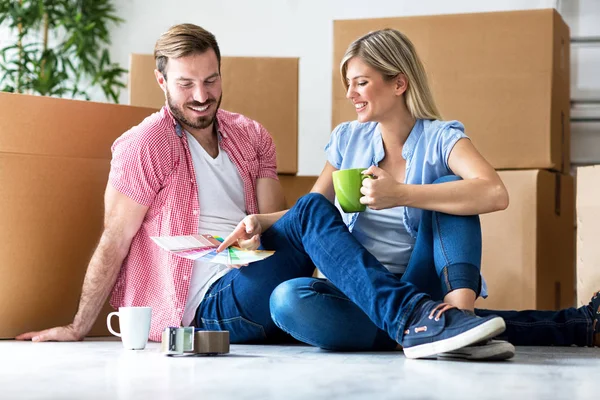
[266,193,504,358]
[270,277,398,351]
[196,192,426,344]
[401,175,481,309]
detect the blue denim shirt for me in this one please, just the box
[325,118,468,238]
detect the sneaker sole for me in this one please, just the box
[403,317,506,360]
[437,340,515,361]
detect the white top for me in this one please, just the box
[352,206,416,275]
[181,131,247,326]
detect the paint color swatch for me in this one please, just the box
[150,234,275,265]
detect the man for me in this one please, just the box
[17,23,295,343]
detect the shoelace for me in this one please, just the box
[428,303,456,322]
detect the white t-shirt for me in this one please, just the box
[181,131,247,326]
[352,206,416,275]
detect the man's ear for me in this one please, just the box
[154,69,167,94]
[394,73,408,96]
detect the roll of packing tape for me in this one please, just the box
[194,330,230,355]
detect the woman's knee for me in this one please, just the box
[269,278,315,325]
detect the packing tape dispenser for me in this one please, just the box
[161,327,230,356]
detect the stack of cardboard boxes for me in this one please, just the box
[332,9,575,310]
[128,54,317,207]
[0,93,157,337]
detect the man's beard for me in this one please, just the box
[167,90,222,130]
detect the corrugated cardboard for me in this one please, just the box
[475,170,575,311]
[576,165,600,307]
[278,175,318,208]
[130,54,299,174]
[333,9,570,172]
[0,92,156,338]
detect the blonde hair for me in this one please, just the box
[154,23,221,80]
[340,28,442,120]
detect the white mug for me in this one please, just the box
[106,307,152,350]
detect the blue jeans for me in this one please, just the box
[269,178,595,350]
[195,192,428,344]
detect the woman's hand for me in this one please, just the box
[359,166,406,210]
[217,215,263,253]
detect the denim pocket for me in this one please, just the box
[199,316,267,343]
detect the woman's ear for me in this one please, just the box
[395,74,408,96]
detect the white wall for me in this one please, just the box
[108,0,558,175]
[4,0,600,174]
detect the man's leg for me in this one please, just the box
[475,290,600,346]
[195,224,317,343]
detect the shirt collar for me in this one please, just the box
[372,119,423,164]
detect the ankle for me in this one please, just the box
[443,288,476,311]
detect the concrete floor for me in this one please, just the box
[0,338,598,400]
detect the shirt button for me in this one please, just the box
[182,275,188,281]
[193,210,198,215]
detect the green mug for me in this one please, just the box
[332,168,371,213]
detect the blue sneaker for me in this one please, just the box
[401,300,506,359]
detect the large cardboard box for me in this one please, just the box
[333,9,570,172]
[0,92,156,338]
[278,175,318,208]
[475,170,575,311]
[576,165,600,307]
[129,54,299,174]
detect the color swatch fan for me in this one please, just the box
[150,234,274,265]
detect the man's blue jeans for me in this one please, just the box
[269,177,595,350]
[195,192,428,344]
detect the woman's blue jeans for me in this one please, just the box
[269,176,596,350]
[195,192,427,344]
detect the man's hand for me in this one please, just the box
[360,166,406,210]
[16,324,85,342]
[218,215,263,253]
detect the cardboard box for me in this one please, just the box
[576,165,600,306]
[278,175,319,208]
[0,92,156,338]
[130,54,299,174]
[475,170,575,311]
[333,9,570,172]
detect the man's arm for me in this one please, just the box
[256,177,286,214]
[16,184,149,341]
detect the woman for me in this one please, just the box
[219,29,598,359]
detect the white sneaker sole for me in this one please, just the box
[403,317,506,359]
[438,340,515,361]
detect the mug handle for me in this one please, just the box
[106,311,121,337]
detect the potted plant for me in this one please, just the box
[0,0,126,103]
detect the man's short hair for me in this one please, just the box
[154,23,221,80]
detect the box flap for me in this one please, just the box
[0,92,157,159]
